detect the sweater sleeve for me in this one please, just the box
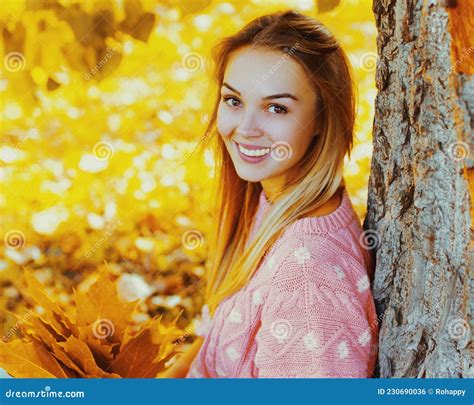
[254,235,378,378]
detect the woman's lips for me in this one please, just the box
[236,141,271,150]
[233,141,271,164]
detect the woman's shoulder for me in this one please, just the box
[268,233,369,287]
[253,188,374,298]
[256,232,374,335]
[265,213,373,297]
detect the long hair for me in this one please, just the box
[199,10,356,316]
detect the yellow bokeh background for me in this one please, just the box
[1,0,376,334]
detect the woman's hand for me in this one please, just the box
[157,337,204,378]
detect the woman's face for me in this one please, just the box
[216,45,318,184]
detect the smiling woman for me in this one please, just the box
[183,9,378,378]
[216,46,319,187]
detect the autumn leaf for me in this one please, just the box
[58,335,121,378]
[0,268,184,378]
[17,271,75,338]
[0,339,69,378]
[76,325,117,362]
[73,270,138,344]
[110,328,170,377]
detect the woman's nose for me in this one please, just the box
[236,110,264,137]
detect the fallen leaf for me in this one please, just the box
[1,267,183,378]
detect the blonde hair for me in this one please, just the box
[199,10,355,316]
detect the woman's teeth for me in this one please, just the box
[238,144,271,157]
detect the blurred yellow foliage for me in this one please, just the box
[0,0,376,340]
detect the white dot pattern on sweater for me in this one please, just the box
[303,331,320,351]
[293,246,310,264]
[185,188,378,378]
[226,346,239,361]
[228,308,243,324]
[252,289,263,306]
[357,275,370,292]
[337,341,349,359]
[333,265,346,279]
[358,329,371,347]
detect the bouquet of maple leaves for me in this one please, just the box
[0,270,185,378]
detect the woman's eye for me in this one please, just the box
[267,104,288,114]
[222,96,241,108]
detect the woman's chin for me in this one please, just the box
[234,166,268,183]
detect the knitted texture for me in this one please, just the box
[186,188,378,378]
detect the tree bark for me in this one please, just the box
[366,0,473,377]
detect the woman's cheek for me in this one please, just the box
[268,119,298,147]
[269,119,309,165]
[216,108,237,139]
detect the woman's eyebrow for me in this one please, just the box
[222,82,241,95]
[262,92,298,101]
[222,82,298,101]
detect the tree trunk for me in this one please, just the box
[365,0,473,377]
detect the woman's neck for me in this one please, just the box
[261,178,343,218]
[260,175,285,204]
[305,189,342,217]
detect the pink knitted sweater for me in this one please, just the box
[186,188,378,378]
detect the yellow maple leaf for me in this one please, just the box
[0,268,184,378]
[0,339,69,378]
